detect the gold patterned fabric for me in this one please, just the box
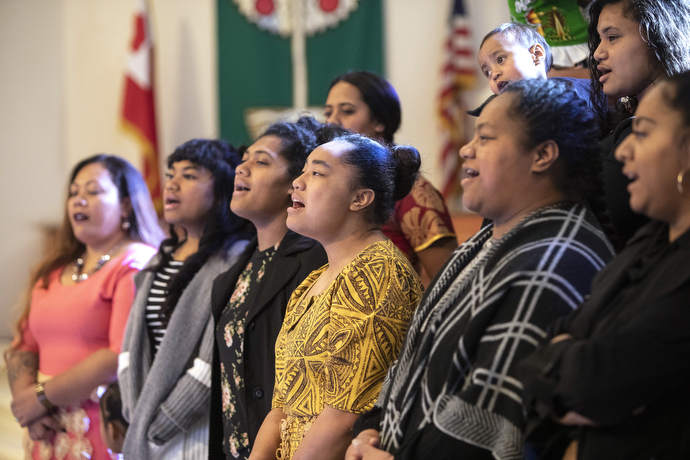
[272,240,422,459]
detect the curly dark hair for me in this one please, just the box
[157,139,252,322]
[502,79,617,246]
[334,134,420,226]
[587,0,690,130]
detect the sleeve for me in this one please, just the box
[324,256,421,414]
[147,316,216,444]
[521,284,690,425]
[271,272,319,410]
[397,178,456,253]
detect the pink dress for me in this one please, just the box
[20,244,156,460]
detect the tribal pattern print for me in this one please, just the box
[272,239,422,457]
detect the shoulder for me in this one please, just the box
[120,243,158,270]
[346,240,421,289]
[495,203,614,271]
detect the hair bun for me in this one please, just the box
[391,145,421,201]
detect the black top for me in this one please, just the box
[599,117,650,246]
[208,231,328,460]
[518,221,690,459]
[215,245,278,459]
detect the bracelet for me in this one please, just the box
[35,383,56,412]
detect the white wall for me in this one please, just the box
[0,0,508,337]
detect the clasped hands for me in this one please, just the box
[11,384,63,441]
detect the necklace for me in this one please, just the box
[72,240,126,283]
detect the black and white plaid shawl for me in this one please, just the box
[377,203,614,460]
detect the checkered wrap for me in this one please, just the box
[377,203,614,460]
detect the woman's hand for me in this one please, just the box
[27,416,63,442]
[11,384,47,427]
[345,429,385,460]
[550,334,573,344]
[346,432,393,460]
[558,411,598,426]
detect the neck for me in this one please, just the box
[174,230,201,261]
[321,227,385,274]
[492,194,568,239]
[669,206,690,243]
[255,212,289,252]
[84,232,127,261]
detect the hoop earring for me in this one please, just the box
[121,219,132,231]
[678,168,690,195]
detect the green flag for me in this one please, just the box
[217,0,383,146]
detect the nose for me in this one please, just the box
[459,139,476,159]
[326,111,342,127]
[71,193,87,207]
[236,161,248,176]
[292,172,306,191]
[614,133,634,163]
[165,174,179,190]
[593,40,606,63]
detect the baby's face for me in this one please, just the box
[478,34,546,94]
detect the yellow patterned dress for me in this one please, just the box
[272,239,423,459]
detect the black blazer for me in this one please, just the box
[208,231,327,460]
[519,221,690,460]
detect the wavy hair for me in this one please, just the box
[587,0,690,129]
[8,154,164,355]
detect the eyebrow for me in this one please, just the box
[598,26,620,35]
[475,121,494,130]
[310,159,332,169]
[632,116,656,127]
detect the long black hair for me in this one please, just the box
[587,0,690,131]
[502,79,618,247]
[157,139,252,322]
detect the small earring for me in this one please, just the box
[678,168,690,195]
[121,219,131,231]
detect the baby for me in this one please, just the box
[478,22,552,95]
[471,22,590,116]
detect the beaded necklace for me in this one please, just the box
[72,240,126,283]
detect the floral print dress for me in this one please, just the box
[215,244,278,459]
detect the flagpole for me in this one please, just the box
[291,0,308,111]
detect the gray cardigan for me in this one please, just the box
[118,240,248,459]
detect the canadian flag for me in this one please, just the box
[121,0,161,214]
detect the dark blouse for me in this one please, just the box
[519,221,690,459]
[215,244,278,459]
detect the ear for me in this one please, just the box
[349,189,376,212]
[120,197,132,218]
[530,140,560,173]
[529,43,546,66]
[373,121,386,136]
[109,421,127,448]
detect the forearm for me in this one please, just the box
[43,348,117,406]
[7,350,39,395]
[293,406,360,460]
[249,407,285,460]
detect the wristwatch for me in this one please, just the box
[35,383,56,412]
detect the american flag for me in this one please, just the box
[121,0,162,214]
[438,0,476,203]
